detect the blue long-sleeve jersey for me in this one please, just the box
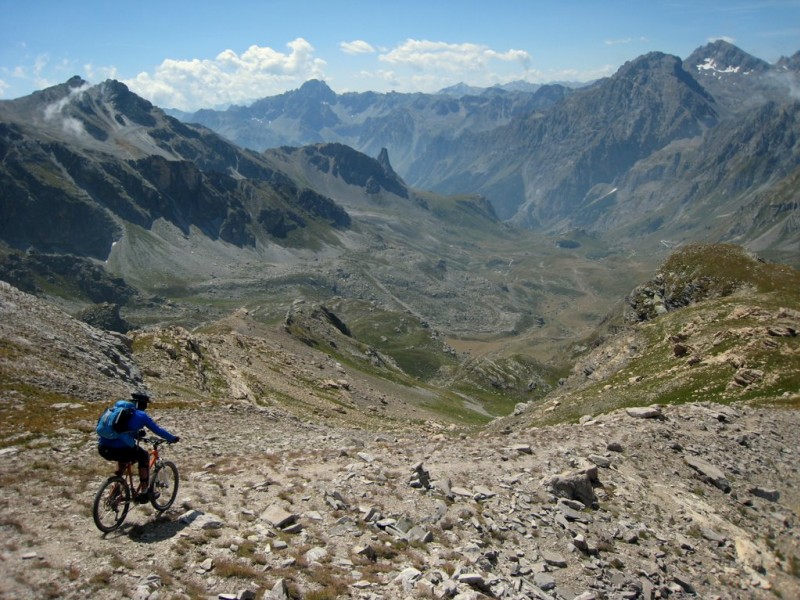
[98,409,178,448]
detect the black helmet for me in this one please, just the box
[131,391,151,410]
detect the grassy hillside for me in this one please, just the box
[512,244,800,426]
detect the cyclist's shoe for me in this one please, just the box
[135,492,150,504]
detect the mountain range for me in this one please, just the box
[172,40,800,264]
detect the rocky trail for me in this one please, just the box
[1,398,798,600]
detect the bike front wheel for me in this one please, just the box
[150,461,179,512]
[92,475,131,533]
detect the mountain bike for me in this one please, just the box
[92,437,180,533]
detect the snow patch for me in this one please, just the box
[696,58,751,76]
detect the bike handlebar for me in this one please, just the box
[139,436,175,447]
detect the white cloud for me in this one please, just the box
[84,63,118,82]
[339,39,610,93]
[0,78,8,97]
[340,40,376,55]
[124,38,327,110]
[604,36,648,46]
[29,53,57,89]
[33,53,49,77]
[379,39,531,72]
[6,53,72,93]
[709,36,737,45]
[42,79,92,137]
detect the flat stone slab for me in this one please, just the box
[685,456,731,492]
[457,572,485,586]
[749,486,780,502]
[626,406,663,419]
[534,572,556,590]
[541,550,568,568]
[558,502,591,523]
[261,504,299,528]
[587,454,611,468]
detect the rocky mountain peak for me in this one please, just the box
[776,50,800,71]
[616,51,677,77]
[296,78,337,103]
[685,40,770,76]
[612,51,711,101]
[66,74,88,89]
[376,147,400,179]
[96,78,158,126]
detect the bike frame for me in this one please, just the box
[116,438,161,486]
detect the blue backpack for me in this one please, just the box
[96,400,136,440]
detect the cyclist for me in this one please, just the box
[97,391,180,502]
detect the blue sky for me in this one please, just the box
[1,0,799,110]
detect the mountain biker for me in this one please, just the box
[97,391,180,502]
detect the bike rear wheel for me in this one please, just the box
[150,461,179,512]
[92,475,131,533]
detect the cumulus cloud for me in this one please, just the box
[0,78,9,97]
[124,38,327,110]
[340,40,376,55]
[379,39,531,72]
[335,38,618,93]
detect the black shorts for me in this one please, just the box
[98,444,149,469]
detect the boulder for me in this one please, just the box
[261,504,299,528]
[626,406,663,419]
[541,550,568,568]
[534,571,556,590]
[410,462,432,489]
[587,454,611,468]
[749,486,780,502]
[304,546,328,564]
[394,567,422,592]
[731,368,764,387]
[267,578,290,600]
[545,466,599,507]
[352,543,377,561]
[684,456,731,492]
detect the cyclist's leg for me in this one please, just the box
[135,446,150,501]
